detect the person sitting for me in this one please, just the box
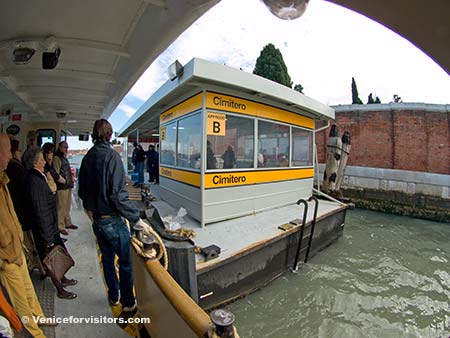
[278,153,289,167]
[222,145,236,169]
[207,140,217,169]
[23,148,77,299]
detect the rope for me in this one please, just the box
[165,227,196,239]
[127,219,169,270]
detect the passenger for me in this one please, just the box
[21,130,39,170]
[23,148,77,300]
[132,143,145,187]
[0,133,49,338]
[53,141,78,233]
[7,140,45,275]
[153,145,159,184]
[145,144,157,183]
[78,119,147,313]
[207,140,217,169]
[257,152,265,167]
[222,145,236,169]
[278,153,289,167]
[5,140,26,225]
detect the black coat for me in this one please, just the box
[5,159,27,229]
[24,169,61,260]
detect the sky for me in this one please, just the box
[70,0,450,149]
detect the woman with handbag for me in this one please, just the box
[23,148,77,299]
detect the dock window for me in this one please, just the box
[177,113,202,170]
[207,114,254,170]
[292,127,313,167]
[257,120,290,168]
[160,121,177,166]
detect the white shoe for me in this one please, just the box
[122,302,137,312]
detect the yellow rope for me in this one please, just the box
[127,220,169,270]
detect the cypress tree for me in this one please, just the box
[351,77,363,104]
[253,43,292,88]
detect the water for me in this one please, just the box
[226,209,450,338]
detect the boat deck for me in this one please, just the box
[148,184,344,271]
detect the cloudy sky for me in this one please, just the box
[104,0,449,139]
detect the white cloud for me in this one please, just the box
[112,0,450,130]
[118,103,137,118]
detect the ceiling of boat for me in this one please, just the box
[326,0,449,76]
[0,0,218,135]
[0,0,448,136]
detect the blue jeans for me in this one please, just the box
[135,161,144,184]
[92,217,135,307]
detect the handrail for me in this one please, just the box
[304,196,319,263]
[292,199,308,272]
[144,259,212,337]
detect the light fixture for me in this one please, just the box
[167,60,184,80]
[151,133,160,137]
[261,0,310,20]
[12,48,35,65]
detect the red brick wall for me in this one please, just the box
[316,106,450,175]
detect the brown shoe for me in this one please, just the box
[66,224,78,230]
[60,229,69,236]
[57,289,77,299]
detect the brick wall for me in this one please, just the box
[316,103,450,175]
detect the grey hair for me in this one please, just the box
[27,148,43,167]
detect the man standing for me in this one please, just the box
[0,133,48,338]
[78,119,146,312]
[53,141,78,235]
[145,144,157,183]
[21,130,39,170]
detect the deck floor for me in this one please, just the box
[53,193,131,338]
[147,184,344,270]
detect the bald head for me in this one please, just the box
[0,133,12,172]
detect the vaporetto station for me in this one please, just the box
[119,58,335,226]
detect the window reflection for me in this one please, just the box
[177,113,202,170]
[258,120,290,168]
[160,121,177,166]
[207,114,254,170]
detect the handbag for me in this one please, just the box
[43,245,75,281]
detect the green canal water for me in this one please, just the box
[226,209,450,338]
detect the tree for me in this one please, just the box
[253,43,292,88]
[367,93,375,104]
[294,84,304,94]
[351,77,363,104]
[392,94,402,103]
[374,96,381,103]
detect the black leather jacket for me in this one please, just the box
[78,141,139,223]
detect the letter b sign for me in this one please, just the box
[207,112,226,136]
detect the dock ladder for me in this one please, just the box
[292,196,319,272]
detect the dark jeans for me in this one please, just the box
[92,217,135,307]
[135,161,145,184]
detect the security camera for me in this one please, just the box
[42,36,60,70]
[12,40,39,65]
